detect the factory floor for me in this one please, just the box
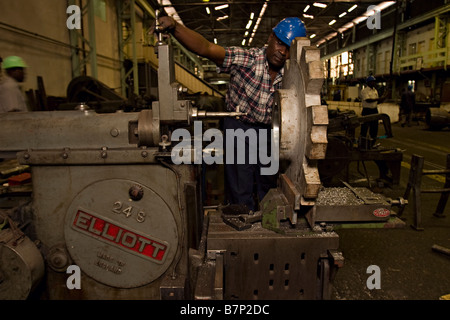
[329,120,450,301]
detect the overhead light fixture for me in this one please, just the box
[250,12,255,19]
[214,38,217,44]
[215,4,229,10]
[205,7,210,14]
[339,12,347,18]
[313,2,327,9]
[303,14,314,19]
[329,19,336,25]
[316,2,396,46]
[353,16,368,24]
[248,0,269,46]
[303,5,310,12]
[246,19,253,29]
[160,0,184,25]
[242,39,246,46]
[217,15,229,21]
[310,34,316,39]
[377,1,396,11]
[348,4,357,12]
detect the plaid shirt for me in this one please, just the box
[217,47,284,125]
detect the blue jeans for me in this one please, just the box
[223,117,278,211]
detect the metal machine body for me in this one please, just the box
[0,35,347,300]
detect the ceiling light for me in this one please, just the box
[242,39,246,46]
[250,12,255,19]
[310,34,316,39]
[329,19,336,25]
[246,20,253,29]
[249,0,269,46]
[205,7,210,14]
[214,38,217,44]
[377,1,396,11]
[348,4,357,12]
[353,16,368,24]
[313,3,327,9]
[339,12,347,18]
[303,5,310,12]
[303,14,314,19]
[215,4,229,10]
[217,15,229,21]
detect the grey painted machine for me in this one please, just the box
[0,34,348,300]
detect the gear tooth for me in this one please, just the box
[301,162,321,198]
[306,105,329,160]
[291,38,311,63]
[308,126,328,160]
[303,45,321,63]
[301,47,325,95]
[311,105,329,125]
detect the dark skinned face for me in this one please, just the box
[7,68,25,83]
[266,33,290,70]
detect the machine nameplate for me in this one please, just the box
[373,208,390,218]
[72,210,168,264]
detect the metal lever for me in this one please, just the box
[155,10,165,46]
[190,107,247,119]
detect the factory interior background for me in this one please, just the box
[0,0,449,304]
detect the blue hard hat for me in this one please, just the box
[366,76,376,83]
[272,17,306,47]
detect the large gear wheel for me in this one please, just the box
[272,37,328,223]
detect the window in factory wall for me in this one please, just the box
[329,51,353,79]
[341,51,352,77]
[323,61,329,79]
[330,56,338,79]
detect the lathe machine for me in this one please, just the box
[0,32,403,300]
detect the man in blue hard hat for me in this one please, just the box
[155,15,306,212]
[0,56,29,112]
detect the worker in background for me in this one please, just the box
[400,85,415,127]
[0,55,29,112]
[359,76,387,147]
[154,14,306,212]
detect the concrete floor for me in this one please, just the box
[330,121,450,300]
